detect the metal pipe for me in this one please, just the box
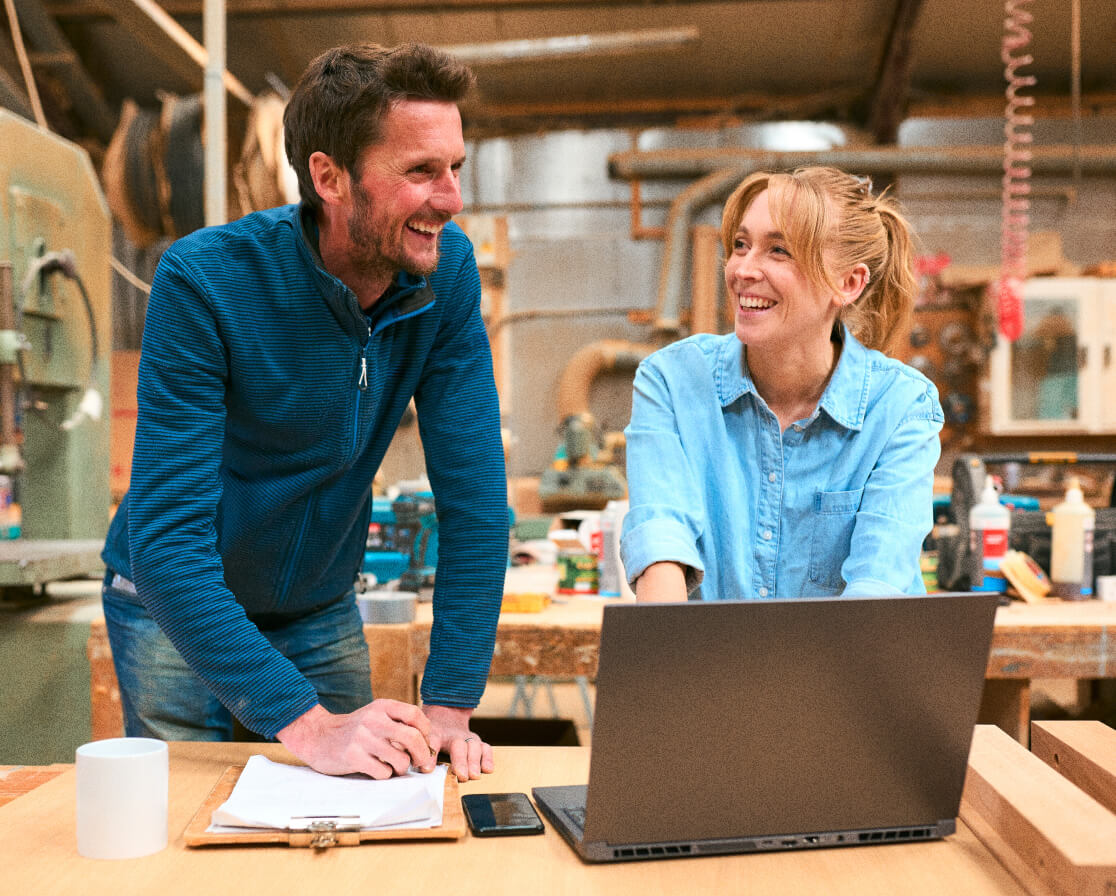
[609,144,1116,334]
[654,166,751,333]
[608,144,1116,181]
[204,0,227,227]
[556,339,655,421]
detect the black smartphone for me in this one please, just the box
[461,792,545,837]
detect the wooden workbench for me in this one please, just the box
[6,730,1113,896]
[87,590,1116,744]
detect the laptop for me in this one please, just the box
[532,592,999,863]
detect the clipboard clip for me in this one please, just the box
[288,815,363,849]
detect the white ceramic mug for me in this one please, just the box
[75,737,168,859]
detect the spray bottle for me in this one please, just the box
[1047,477,1095,599]
[969,475,1010,592]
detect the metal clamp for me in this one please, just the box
[288,816,362,849]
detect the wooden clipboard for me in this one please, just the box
[184,764,466,848]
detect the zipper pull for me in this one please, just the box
[358,356,368,391]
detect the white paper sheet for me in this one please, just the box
[208,755,446,832]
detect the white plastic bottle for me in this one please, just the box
[1047,477,1095,599]
[969,475,1010,592]
[597,499,634,600]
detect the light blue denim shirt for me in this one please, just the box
[621,328,944,600]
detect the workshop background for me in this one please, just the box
[2,0,1116,762]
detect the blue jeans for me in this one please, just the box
[101,572,373,741]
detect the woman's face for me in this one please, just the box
[724,189,841,353]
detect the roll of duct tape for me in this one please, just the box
[356,591,418,624]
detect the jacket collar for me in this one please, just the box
[291,203,432,319]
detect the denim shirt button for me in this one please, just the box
[759,586,769,597]
[762,529,772,540]
[768,471,777,482]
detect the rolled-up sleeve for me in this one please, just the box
[621,358,706,593]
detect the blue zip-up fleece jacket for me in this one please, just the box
[102,203,508,737]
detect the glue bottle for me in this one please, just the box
[1047,477,1095,599]
[969,475,1010,592]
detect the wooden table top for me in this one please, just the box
[0,741,1034,896]
[401,586,1116,680]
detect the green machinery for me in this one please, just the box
[0,111,112,600]
[539,412,627,512]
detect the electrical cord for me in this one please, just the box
[19,250,104,431]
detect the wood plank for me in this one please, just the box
[54,0,811,17]
[978,680,1031,744]
[986,602,1116,680]
[689,225,721,335]
[1031,721,1116,816]
[865,0,927,144]
[961,724,1116,896]
[365,623,417,703]
[86,619,124,740]
[102,0,253,105]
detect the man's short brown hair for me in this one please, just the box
[284,43,475,212]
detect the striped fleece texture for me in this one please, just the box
[102,204,507,737]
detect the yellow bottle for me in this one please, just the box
[1047,477,1095,599]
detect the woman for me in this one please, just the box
[621,166,943,602]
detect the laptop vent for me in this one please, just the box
[612,844,693,859]
[858,827,935,843]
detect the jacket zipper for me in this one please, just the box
[353,322,370,457]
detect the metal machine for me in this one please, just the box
[0,111,112,601]
[539,412,627,512]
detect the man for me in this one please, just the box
[100,43,506,782]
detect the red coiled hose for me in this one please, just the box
[997,0,1036,342]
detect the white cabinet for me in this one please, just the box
[986,277,1116,434]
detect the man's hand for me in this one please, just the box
[424,704,494,782]
[276,700,438,778]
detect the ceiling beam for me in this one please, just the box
[101,0,253,105]
[909,91,1116,120]
[49,0,812,18]
[444,27,699,65]
[864,0,926,144]
[461,87,863,136]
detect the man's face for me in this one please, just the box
[345,99,466,280]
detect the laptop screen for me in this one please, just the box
[580,593,999,847]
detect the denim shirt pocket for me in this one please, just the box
[807,487,864,591]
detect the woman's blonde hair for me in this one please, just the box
[719,166,917,354]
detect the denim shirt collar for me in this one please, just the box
[713,325,870,432]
